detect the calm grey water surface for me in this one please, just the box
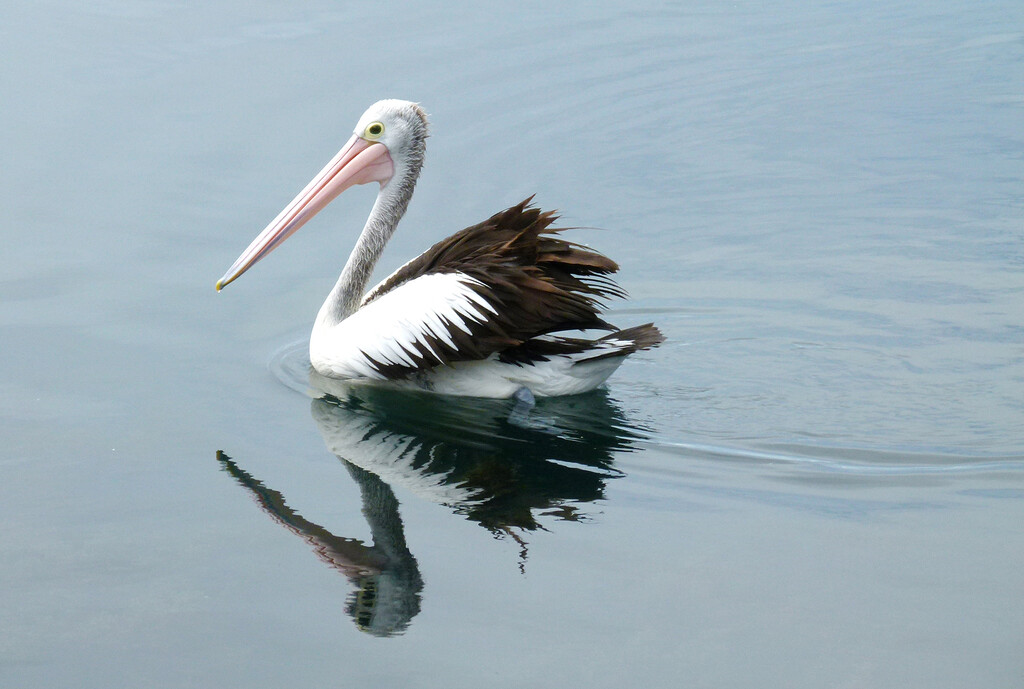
[3,1,1024,687]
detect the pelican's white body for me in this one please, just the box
[311,271,632,398]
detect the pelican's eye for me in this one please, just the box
[364,121,385,140]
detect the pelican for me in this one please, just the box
[217,99,663,398]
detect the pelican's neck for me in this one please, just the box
[316,176,413,328]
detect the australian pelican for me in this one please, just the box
[217,100,662,398]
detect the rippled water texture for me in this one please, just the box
[2,1,1023,687]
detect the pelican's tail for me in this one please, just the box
[576,323,665,362]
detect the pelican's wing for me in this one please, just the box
[313,272,510,379]
[361,197,623,311]
[317,199,633,380]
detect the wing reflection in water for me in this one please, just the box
[309,375,649,532]
[218,374,650,636]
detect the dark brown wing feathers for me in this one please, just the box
[497,323,665,366]
[360,197,662,377]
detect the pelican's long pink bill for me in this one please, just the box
[216,135,393,291]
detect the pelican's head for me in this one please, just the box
[216,99,429,291]
[352,99,429,186]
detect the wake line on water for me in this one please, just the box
[644,437,1024,476]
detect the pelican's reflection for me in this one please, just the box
[218,376,649,636]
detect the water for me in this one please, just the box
[2,1,1023,686]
